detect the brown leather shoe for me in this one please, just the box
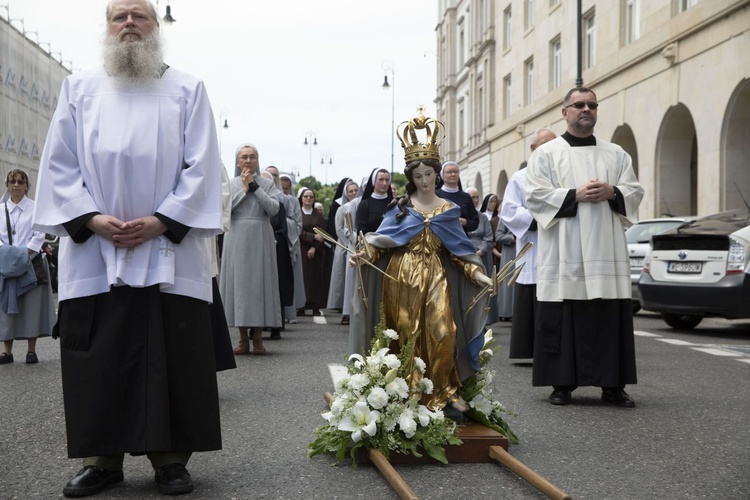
[252,338,266,355]
[233,339,249,355]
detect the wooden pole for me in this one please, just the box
[368,449,419,500]
[323,393,419,499]
[489,446,572,500]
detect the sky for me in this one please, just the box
[4,0,438,184]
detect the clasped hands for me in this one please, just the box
[86,214,167,248]
[241,167,256,192]
[576,179,615,203]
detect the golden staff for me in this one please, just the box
[467,242,533,313]
[313,227,396,281]
[344,211,368,309]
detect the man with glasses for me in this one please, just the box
[524,87,644,408]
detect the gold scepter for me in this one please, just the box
[312,226,396,281]
[467,242,534,313]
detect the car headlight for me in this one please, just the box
[727,237,747,274]
[643,246,652,273]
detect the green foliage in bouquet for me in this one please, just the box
[458,329,519,445]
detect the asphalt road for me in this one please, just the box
[1,306,749,499]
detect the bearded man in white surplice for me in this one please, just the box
[33,0,223,496]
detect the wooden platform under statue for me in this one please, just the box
[358,421,509,464]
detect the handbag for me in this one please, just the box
[4,202,48,285]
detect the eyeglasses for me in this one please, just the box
[565,101,599,110]
[302,195,314,199]
[8,179,26,185]
[238,155,258,162]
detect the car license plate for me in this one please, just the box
[667,261,702,273]
[630,257,644,268]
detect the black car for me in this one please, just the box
[638,209,750,329]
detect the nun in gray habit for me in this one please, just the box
[219,143,282,355]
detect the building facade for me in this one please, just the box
[1,16,70,189]
[436,0,750,218]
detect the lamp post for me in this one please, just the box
[218,109,229,170]
[381,60,395,177]
[303,131,318,178]
[156,1,176,24]
[320,153,333,184]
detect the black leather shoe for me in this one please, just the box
[0,353,13,365]
[269,330,281,340]
[155,463,193,495]
[602,388,635,408]
[548,388,572,405]
[63,466,123,497]
[26,352,38,364]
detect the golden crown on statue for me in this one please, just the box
[397,105,445,163]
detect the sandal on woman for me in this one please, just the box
[340,315,349,325]
[233,339,249,355]
[252,338,266,355]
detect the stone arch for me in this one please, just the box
[612,124,639,178]
[495,170,510,201]
[721,78,750,210]
[655,104,697,216]
[474,172,484,199]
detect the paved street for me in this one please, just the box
[1,306,749,499]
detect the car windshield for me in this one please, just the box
[626,220,687,244]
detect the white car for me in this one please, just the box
[638,209,750,329]
[626,217,692,313]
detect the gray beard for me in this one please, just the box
[102,30,164,87]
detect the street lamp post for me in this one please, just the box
[303,131,318,178]
[218,109,229,170]
[156,0,176,24]
[320,153,333,184]
[382,60,395,177]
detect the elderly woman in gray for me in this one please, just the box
[219,144,281,355]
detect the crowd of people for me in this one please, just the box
[9,1,642,497]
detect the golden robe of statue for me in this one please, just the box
[380,204,483,409]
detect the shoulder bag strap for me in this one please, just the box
[4,202,12,246]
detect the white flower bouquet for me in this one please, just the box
[308,313,462,465]
[309,312,518,465]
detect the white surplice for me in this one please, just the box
[500,168,537,285]
[33,67,223,302]
[525,136,643,302]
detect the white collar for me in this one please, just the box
[301,207,313,215]
[370,192,387,200]
[440,186,459,193]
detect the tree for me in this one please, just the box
[390,172,407,196]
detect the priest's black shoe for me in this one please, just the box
[155,463,193,495]
[548,388,572,405]
[601,388,635,408]
[63,466,123,497]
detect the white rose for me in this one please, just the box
[413,357,426,374]
[383,328,399,340]
[419,378,434,395]
[385,378,409,399]
[367,387,389,409]
[384,354,401,369]
[398,410,418,438]
[349,373,370,393]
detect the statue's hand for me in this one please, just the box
[349,251,367,267]
[473,269,493,287]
